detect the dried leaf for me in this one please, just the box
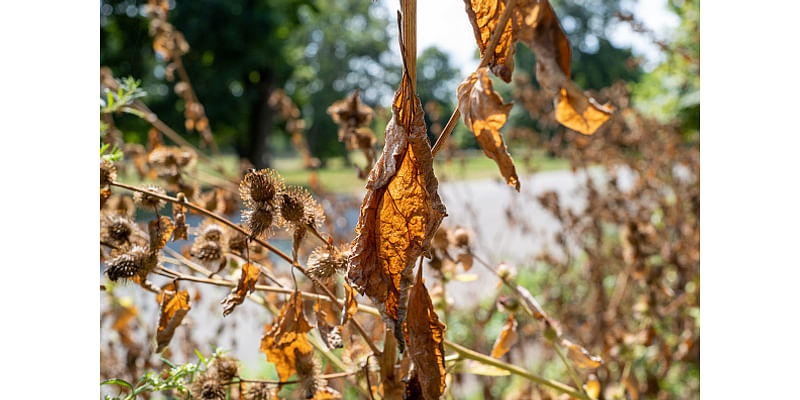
[327,90,374,149]
[405,266,447,400]
[340,283,359,326]
[347,56,446,348]
[584,375,601,400]
[491,314,519,358]
[260,292,313,381]
[464,0,519,82]
[220,262,259,316]
[148,216,175,251]
[155,286,191,353]
[403,370,424,400]
[456,253,474,271]
[100,188,112,209]
[561,338,603,369]
[461,360,511,376]
[457,68,519,190]
[518,0,612,134]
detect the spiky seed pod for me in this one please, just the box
[100,160,117,188]
[451,226,473,249]
[243,206,275,239]
[105,245,151,281]
[239,169,284,208]
[105,195,135,217]
[190,239,225,267]
[133,185,167,210]
[245,382,276,400]
[211,357,239,382]
[148,147,196,183]
[295,351,322,399]
[101,213,136,247]
[191,372,225,400]
[279,186,325,229]
[199,223,225,243]
[306,245,349,283]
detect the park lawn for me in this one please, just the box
[117,150,569,195]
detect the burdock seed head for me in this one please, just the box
[279,186,325,229]
[307,245,349,283]
[239,168,284,207]
[190,238,225,267]
[211,357,239,382]
[100,159,117,188]
[105,245,147,281]
[191,372,225,400]
[243,206,275,239]
[245,382,275,400]
[101,212,136,247]
[133,185,167,211]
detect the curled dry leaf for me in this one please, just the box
[347,56,446,348]
[155,285,191,353]
[260,292,313,382]
[326,90,374,150]
[517,0,612,134]
[340,282,359,326]
[148,216,175,251]
[560,338,603,369]
[464,0,519,82]
[457,67,519,190]
[404,266,447,400]
[100,188,112,209]
[490,313,519,358]
[220,262,259,317]
[584,374,601,400]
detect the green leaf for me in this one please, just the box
[160,356,177,369]
[101,378,133,390]
[194,349,208,367]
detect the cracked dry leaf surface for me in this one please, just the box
[260,291,313,382]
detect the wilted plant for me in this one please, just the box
[100,0,698,399]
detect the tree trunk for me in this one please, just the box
[244,68,275,169]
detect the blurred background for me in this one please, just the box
[100,0,699,398]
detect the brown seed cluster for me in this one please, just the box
[190,372,225,400]
[133,185,167,210]
[190,222,227,272]
[307,245,349,283]
[100,159,117,188]
[105,245,158,282]
[239,169,284,239]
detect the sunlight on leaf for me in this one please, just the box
[220,262,259,316]
[155,286,191,353]
[457,67,519,190]
[405,265,447,400]
[490,314,519,358]
[148,216,175,252]
[561,338,603,369]
[465,0,519,82]
[260,292,313,382]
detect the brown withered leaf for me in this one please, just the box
[260,292,313,381]
[347,56,446,348]
[340,282,359,326]
[315,303,343,350]
[148,216,175,251]
[560,338,603,369]
[327,90,374,149]
[584,375,601,399]
[464,0,520,82]
[155,286,191,353]
[405,266,447,400]
[457,67,519,190]
[490,313,519,358]
[220,262,259,316]
[518,0,612,134]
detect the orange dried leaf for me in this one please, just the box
[155,287,191,353]
[457,68,519,190]
[348,62,446,347]
[584,375,601,400]
[555,86,614,135]
[260,292,313,381]
[405,266,447,400]
[518,0,612,135]
[340,282,359,326]
[148,216,175,251]
[490,314,519,358]
[220,262,259,316]
[561,338,603,369]
[465,0,519,82]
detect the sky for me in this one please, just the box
[379,0,681,74]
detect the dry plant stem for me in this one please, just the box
[234,370,357,385]
[172,55,220,155]
[444,340,588,399]
[470,252,586,395]
[109,180,381,355]
[431,0,517,158]
[401,0,417,93]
